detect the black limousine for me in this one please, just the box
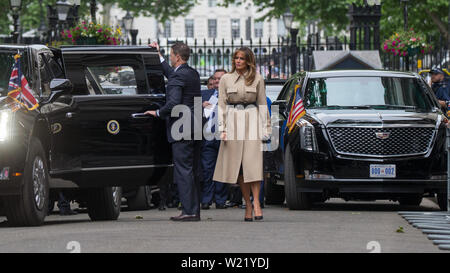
[266,70,448,211]
[0,45,171,226]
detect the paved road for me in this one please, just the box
[0,198,446,253]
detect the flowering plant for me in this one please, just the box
[61,21,122,45]
[382,29,432,57]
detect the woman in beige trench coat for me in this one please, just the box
[213,47,271,221]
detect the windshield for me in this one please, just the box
[0,51,31,97]
[304,76,433,110]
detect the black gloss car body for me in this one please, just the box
[0,45,171,225]
[268,70,448,210]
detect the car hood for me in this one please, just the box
[308,109,440,127]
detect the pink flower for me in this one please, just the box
[68,34,72,38]
[421,49,425,54]
[410,38,417,42]
[392,40,396,46]
[383,44,388,50]
[98,29,103,33]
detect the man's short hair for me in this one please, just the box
[207,76,215,83]
[171,42,190,61]
[214,69,227,74]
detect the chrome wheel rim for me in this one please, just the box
[112,187,121,207]
[32,156,46,210]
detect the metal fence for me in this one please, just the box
[1,35,448,79]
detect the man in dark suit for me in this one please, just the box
[146,41,202,221]
[201,69,229,210]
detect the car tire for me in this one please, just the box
[398,194,423,207]
[264,175,285,205]
[127,186,152,211]
[3,138,49,226]
[437,192,448,211]
[86,187,122,221]
[284,143,311,210]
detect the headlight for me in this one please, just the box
[297,119,318,152]
[0,110,11,142]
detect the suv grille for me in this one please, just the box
[327,127,435,157]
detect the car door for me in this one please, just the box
[62,51,171,188]
[36,49,82,177]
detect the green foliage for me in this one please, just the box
[0,0,198,36]
[220,0,449,42]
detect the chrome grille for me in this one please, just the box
[327,127,435,157]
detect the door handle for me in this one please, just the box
[132,113,153,119]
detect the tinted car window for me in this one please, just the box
[0,51,31,97]
[85,66,138,95]
[305,77,433,110]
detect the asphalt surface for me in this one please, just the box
[0,198,446,253]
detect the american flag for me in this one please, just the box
[7,54,38,111]
[287,83,306,133]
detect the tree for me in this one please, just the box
[220,0,449,43]
[0,0,198,35]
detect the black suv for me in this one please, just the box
[0,45,171,226]
[267,70,448,210]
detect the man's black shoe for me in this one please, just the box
[170,214,200,222]
[216,203,227,209]
[201,204,210,210]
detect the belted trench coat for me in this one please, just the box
[213,71,271,183]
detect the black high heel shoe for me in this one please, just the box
[244,217,253,222]
[254,216,263,221]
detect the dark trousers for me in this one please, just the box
[201,139,228,206]
[172,139,202,216]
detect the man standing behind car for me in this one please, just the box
[201,69,228,210]
[430,68,450,108]
[146,42,202,222]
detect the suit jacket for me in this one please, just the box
[159,61,202,143]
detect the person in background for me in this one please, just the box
[201,69,228,210]
[430,67,450,108]
[206,76,215,90]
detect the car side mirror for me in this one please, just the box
[43,79,73,104]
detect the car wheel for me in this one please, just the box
[127,186,152,211]
[3,138,49,226]
[86,187,122,221]
[264,174,285,205]
[398,194,423,207]
[437,192,448,211]
[284,143,311,210]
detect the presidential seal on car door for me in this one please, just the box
[107,120,120,135]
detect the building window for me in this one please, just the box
[163,21,171,38]
[254,21,263,38]
[208,19,217,39]
[185,19,194,38]
[231,19,240,39]
[208,0,217,7]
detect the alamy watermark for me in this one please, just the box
[167,97,280,152]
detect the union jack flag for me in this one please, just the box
[7,54,38,111]
[287,83,306,133]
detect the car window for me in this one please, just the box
[305,76,433,110]
[84,66,138,95]
[0,51,31,97]
[39,54,53,98]
[278,78,298,101]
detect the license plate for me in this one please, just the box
[370,164,396,178]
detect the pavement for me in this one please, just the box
[0,198,446,253]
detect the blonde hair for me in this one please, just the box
[231,47,256,86]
